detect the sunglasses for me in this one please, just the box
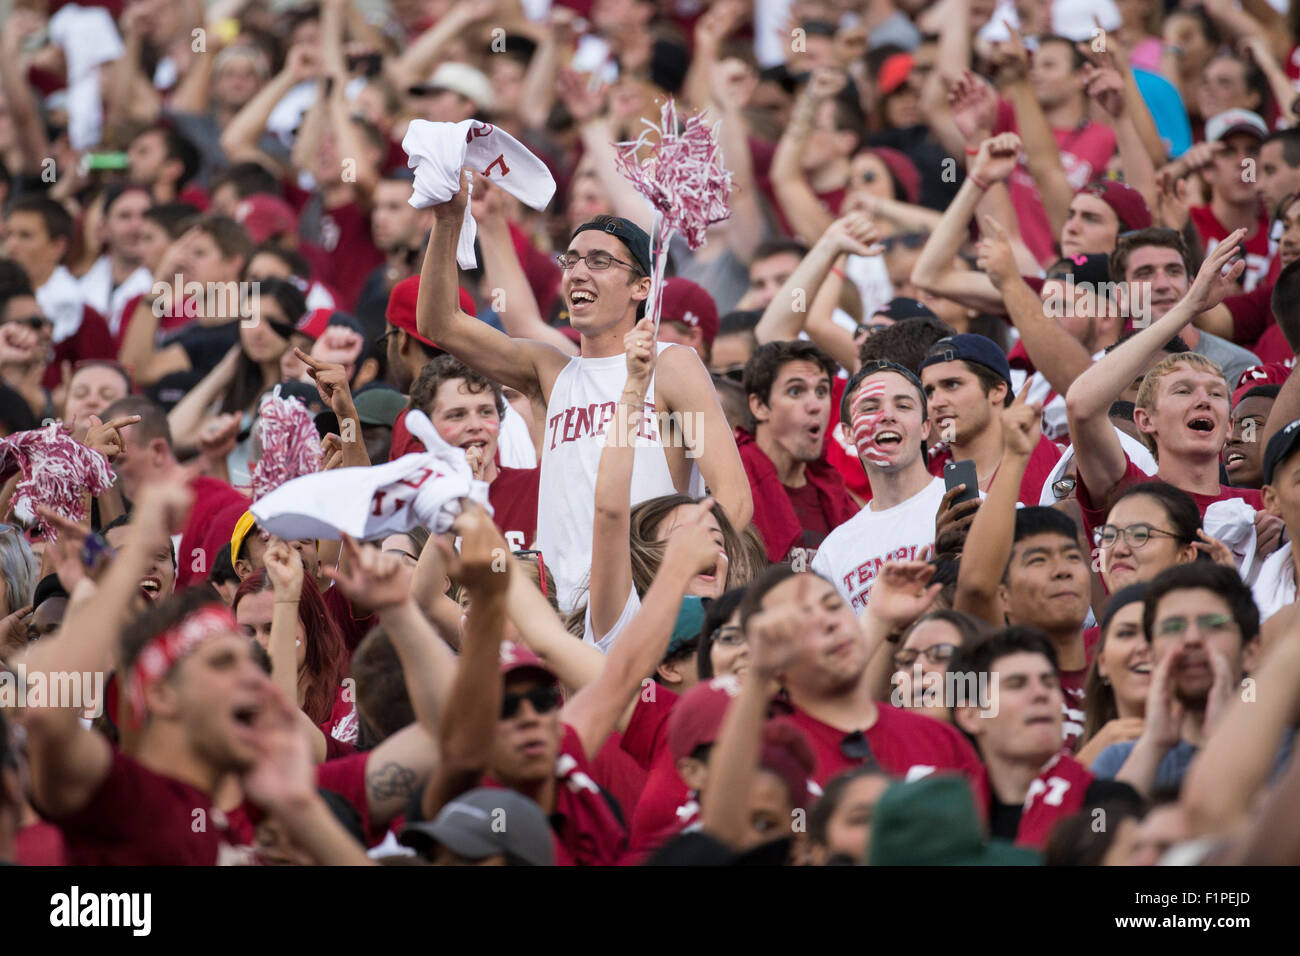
[712,366,746,384]
[4,315,52,331]
[881,233,928,252]
[501,684,561,720]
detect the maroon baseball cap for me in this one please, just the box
[1233,362,1291,406]
[385,277,477,348]
[862,147,920,205]
[877,52,915,97]
[660,277,719,346]
[667,676,742,761]
[1076,180,1151,232]
[233,194,298,243]
[499,641,558,685]
[296,307,334,341]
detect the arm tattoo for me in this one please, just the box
[366,761,418,803]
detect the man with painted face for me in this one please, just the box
[811,361,945,611]
[418,175,751,611]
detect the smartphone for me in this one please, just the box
[943,459,980,505]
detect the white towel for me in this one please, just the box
[251,410,492,541]
[1203,497,1260,585]
[48,4,124,150]
[1252,540,1296,621]
[402,119,556,269]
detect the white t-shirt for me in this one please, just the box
[811,476,947,613]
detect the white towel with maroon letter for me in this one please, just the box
[402,119,556,269]
[251,410,491,540]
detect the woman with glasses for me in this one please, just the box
[1077,584,1151,768]
[885,610,991,722]
[694,589,749,682]
[1096,481,1208,593]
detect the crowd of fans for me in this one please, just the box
[3,0,1300,868]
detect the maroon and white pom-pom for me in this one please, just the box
[251,392,323,500]
[0,422,114,537]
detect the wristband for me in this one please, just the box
[964,145,980,155]
[830,267,845,280]
[968,174,991,192]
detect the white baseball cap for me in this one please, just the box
[1205,108,1269,144]
[409,62,495,112]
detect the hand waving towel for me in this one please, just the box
[251,410,491,540]
[402,119,556,269]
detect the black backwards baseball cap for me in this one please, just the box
[1046,253,1111,288]
[840,359,928,424]
[571,216,653,277]
[1262,418,1300,484]
[918,333,1013,389]
[873,297,938,323]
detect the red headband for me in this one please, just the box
[127,604,240,728]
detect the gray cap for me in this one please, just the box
[399,788,554,866]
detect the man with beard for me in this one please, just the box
[1092,563,1260,797]
[811,361,943,610]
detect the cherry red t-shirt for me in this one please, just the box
[927,434,1062,508]
[1012,753,1096,849]
[788,702,985,788]
[1190,205,1272,293]
[15,820,65,865]
[178,476,250,588]
[316,750,401,847]
[1075,456,1264,548]
[45,306,114,390]
[482,723,628,866]
[282,182,383,311]
[41,748,257,865]
[1224,282,1294,363]
[322,584,378,654]
[621,688,690,861]
[488,465,540,550]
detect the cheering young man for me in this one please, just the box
[417,172,751,610]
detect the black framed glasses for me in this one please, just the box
[501,685,561,720]
[1051,477,1076,500]
[853,322,892,340]
[712,365,746,384]
[556,251,639,273]
[839,730,877,765]
[881,232,928,252]
[4,314,51,331]
[1097,523,1180,549]
[893,643,957,669]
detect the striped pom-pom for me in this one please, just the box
[251,392,323,501]
[0,422,115,537]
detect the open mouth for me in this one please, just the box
[232,703,260,728]
[875,430,902,447]
[139,577,162,600]
[1130,663,1152,675]
[1187,417,1216,433]
[569,289,597,307]
[1225,451,1247,468]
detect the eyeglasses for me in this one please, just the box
[712,366,745,384]
[1156,613,1237,637]
[881,233,928,252]
[839,730,877,765]
[556,251,639,273]
[4,315,51,331]
[1097,523,1181,549]
[1051,477,1077,500]
[712,625,747,648]
[500,685,562,720]
[893,643,957,669]
[853,322,891,340]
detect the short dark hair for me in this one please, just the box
[738,563,799,632]
[246,242,312,282]
[1111,228,1194,284]
[856,316,955,373]
[947,626,1061,724]
[742,340,837,406]
[967,360,1013,407]
[1037,34,1088,70]
[718,309,762,338]
[144,202,201,238]
[1013,506,1081,548]
[0,383,38,436]
[1272,259,1300,353]
[1262,128,1300,169]
[351,624,415,744]
[1142,563,1260,645]
[208,542,239,586]
[1108,481,1201,546]
[104,395,172,450]
[751,238,809,264]
[695,588,746,680]
[8,195,74,246]
[135,124,201,188]
[210,161,281,200]
[410,353,507,421]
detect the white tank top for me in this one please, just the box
[537,342,700,612]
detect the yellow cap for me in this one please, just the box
[230,511,257,563]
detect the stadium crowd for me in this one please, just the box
[2,0,1300,867]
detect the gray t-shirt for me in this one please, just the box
[1194,330,1260,388]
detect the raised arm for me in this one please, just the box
[754,213,881,345]
[562,499,720,760]
[589,319,654,639]
[954,397,1042,626]
[263,540,329,761]
[298,350,371,469]
[910,127,1016,313]
[655,344,753,533]
[0,12,50,175]
[421,503,511,819]
[22,479,193,817]
[1082,64,1156,213]
[387,0,495,92]
[417,171,565,402]
[977,216,1094,398]
[769,69,842,243]
[472,176,577,355]
[220,46,318,165]
[1065,231,1245,506]
[710,61,766,267]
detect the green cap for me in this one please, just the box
[665,596,706,658]
[868,775,1042,866]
